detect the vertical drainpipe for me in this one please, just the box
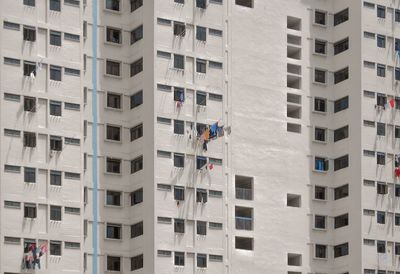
[91,0,98,272]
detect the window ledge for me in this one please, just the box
[313,81,328,87]
[312,110,327,115]
[313,52,327,57]
[105,106,123,112]
[312,140,327,145]
[104,238,123,241]
[104,74,122,79]
[104,41,123,47]
[312,198,327,202]
[103,8,122,14]
[313,169,328,174]
[104,172,122,176]
[104,204,122,208]
[313,256,328,261]
[312,23,328,28]
[104,139,122,144]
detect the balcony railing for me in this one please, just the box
[235,188,253,200]
[235,217,253,230]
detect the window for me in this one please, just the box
[131,25,143,44]
[23,132,36,147]
[235,237,253,250]
[24,0,35,6]
[174,54,184,70]
[315,40,326,54]
[377,182,388,195]
[196,0,206,8]
[106,0,120,11]
[174,219,185,233]
[50,241,62,256]
[106,27,121,44]
[334,126,348,142]
[50,0,61,11]
[396,9,400,22]
[65,103,80,110]
[314,186,326,200]
[130,90,143,109]
[197,156,207,169]
[23,26,36,41]
[5,165,21,173]
[131,124,143,141]
[50,65,62,81]
[396,68,400,81]
[174,120,184,135]
[131,254,143,271]
[377,64,386,77]
[377,35,386,48]
[131,58,143,77]
[50,31,61,46]
[50,205,62,221]
[314,69,326,84]
[209,28,223,36]
[174,87,185,102]
[131,156,143,173]
[334,96,349,113]
[377,5,385,18]
[196,59,207,73]
[334,184,349,200]
[334,243,349,258]
[50,170,62,186]
[334,38,349,55]
[334,155,349,171]
[377,241,386,253]
[334,67,349,84]
[235,0,253,8]
[106,125,121,141]
[315,244,327,258]
[64,32,80,42]
[107,256,121,271]
[377,93,386,107]
[209,60,223,69]
[377,152,385,165]
[334,8,349,26]
[195,253,207,268]
[396,214,400,226]
[131,188,143,205]
[196,26,207,41]
[174,186,185,201]
[131,221,143,238]
[196,189,208,203]
[396,126,400,138]
[4,57,21,66]
[106,158,121,174]
[174,22,186,36]
[50,100,62,116]
[23,62,36,77]
[377,123,385,136]
[4,129,20,137]
[175,252,185,266]
[24,167,36,183]
[197,221,207,235]
[106,60,120,76]
[315,10,326,25]
[50,135,62,151]
[314,215,326,229]
[130,0,142,12]
[106,191,121,206]
[396,243,400,255]
[65,172,80,180]
[315,157,329,171]
[196,91,207,106]
[24,203,37,218]
[314,98,326,112]
[107,93,121,109]
[334,213,349,228]
[106,223,122,239]
[377,211,386,224]
[396,185,400,197]
[209,222,223,230]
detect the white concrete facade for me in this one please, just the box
[1,0,400,273]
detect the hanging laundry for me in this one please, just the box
[204,127,210,141]
[179,92,184,102]
[208,163,214,170]
[40,242,48,254]
[217,126,224,137]
[30,71,35,80]
[210,123,218,139]
[390,98,395,108]
[203,140,208,151]
[176,101,182,108]
[395,168,400,177]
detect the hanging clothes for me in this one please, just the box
[395,168,400,177]
[390,98,395,108]
[208,163,214,170]
[210,123,218,139]
[217,126,224,137]
[203,141,208,151]
[204,127,210,141]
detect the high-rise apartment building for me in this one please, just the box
[1,0,400,273]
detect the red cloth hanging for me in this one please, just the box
[390,98,395,108]
[208,163,214,170]
[395,168,400,177]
